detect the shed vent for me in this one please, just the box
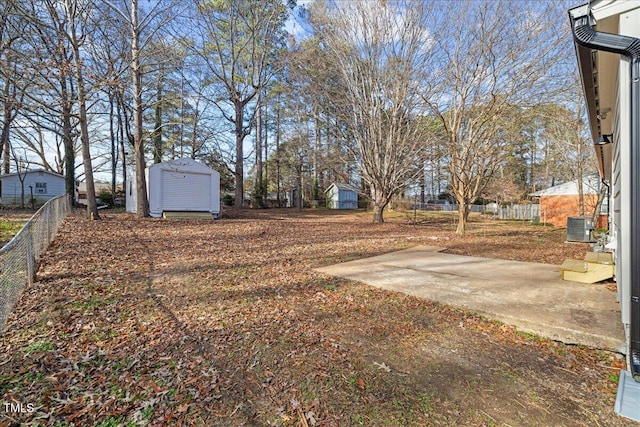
[567,217,595,243]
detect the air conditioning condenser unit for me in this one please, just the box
[566,216,595,243]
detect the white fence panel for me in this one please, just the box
[498,204,540,221]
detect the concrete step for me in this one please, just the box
[560,259,588,273]
[561,262,614,283]
[584,252,614,265]
[561,251,614,283]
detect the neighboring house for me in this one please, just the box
[325,183,358,210]
[569,1,640,420]
[264,191,288,208]
[0,170,65,206]
[530,174,608,228]
[126,158,221,218]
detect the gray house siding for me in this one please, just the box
[0,170,65,205]
[612,73,629,327]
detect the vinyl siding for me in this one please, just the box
[0,171,65,205]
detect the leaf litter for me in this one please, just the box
[0,209,632,426]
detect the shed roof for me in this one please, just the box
[149,157,219,175]
[530,174,601,197]
[325,183,358,193]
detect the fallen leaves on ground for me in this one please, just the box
[0,209,631,426]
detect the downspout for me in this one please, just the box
[570,9,640,380]
[602,178,610,231]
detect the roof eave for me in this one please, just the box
[570,5,601,144]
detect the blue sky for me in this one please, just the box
[285,0,315,39]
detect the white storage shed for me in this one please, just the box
[325,183,358,210]
[126,158,220,218]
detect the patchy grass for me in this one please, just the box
[0,209,631,426]
[21,341,54,355]
[0,217,27,247]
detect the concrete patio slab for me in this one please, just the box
[315,245,625,353]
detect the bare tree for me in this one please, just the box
[310,0,434,222]
[191,0,290,209]
[87,9,131,202]
[422,0,570,235]
[542,101,595,216]
[11,123,63,173]
[17,0,80,201]
[10,145,29,208]
[129,0,148,216]
[62,0,100,219]
[103,0,187,217]
[0,0,29,176]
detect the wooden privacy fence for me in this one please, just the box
[0,195,71,334]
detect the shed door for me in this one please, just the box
[161,171,211,211]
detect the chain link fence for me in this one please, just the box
[0,195,71,334]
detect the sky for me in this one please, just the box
[285,0,315,40]
[34,0,575,185]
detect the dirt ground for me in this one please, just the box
[0,208,633,426]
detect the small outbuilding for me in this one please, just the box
[529,174,607,228]
[0,169,65,206]
[325,183,358,210]
[126,158,220,218]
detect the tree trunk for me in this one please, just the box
[370,186,388,223]
[19,177,24,209]
[2,88,10,175]
[263,100,268,202]
[179,69,185,158]
[190,109,199,159]
[62,83,75,205]
[276,97,281,207]
[313,111,320,200]
[577,142,584,217]
[592,184,607,229]
[109,89,117,199]
[66,0,99,220]
[578,180,584,216]
[75,69,99,219]
[153,74,162,163]
[530,140,536,192]
[0,122,7,196]
[255,93,263,207]
[234,99,244,209]
[372,204,384,223]
[1,121,10,175]
[116,91,127,189]
[131,0,149,217]
[296,161,302,212]
[456,203,470,236]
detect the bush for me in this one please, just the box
[222,194,234,206]
[98,189,113,206]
